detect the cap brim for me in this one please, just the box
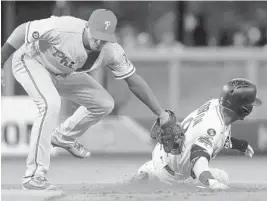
[90,29,116,43]
[252,97,262,106]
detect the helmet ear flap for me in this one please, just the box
[238,105,253,117]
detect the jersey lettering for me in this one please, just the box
[197,136,213,149]
[192,113,205,127]
[181,117,194,133]
[52,46,75,69]
[192,101,211,127]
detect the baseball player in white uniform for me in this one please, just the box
[1,9,172,190]
[135,78,261,189]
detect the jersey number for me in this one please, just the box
[192,101,211,127]
[181,117,194,133]
[181,101,211,132]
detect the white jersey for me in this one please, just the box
[19,16,135,79]
[152,99,232,180]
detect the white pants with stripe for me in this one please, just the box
[137,143,192,185]
[12,52,114,183]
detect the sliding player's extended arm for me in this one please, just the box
[189,123,229,189]
[229,137,254,157]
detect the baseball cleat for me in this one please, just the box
[22,177,56,190]
[51,135,91,158]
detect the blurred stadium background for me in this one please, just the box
[1,0,267,159]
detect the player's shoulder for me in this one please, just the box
[102,42,125,56]
[52,16,87,34]
[101,42,126,63]
[201,99,224,130]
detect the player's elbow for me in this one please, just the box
[190,144,211,162]
[192,156,209,179]
[124,72,142,87]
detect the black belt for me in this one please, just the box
[164,165,175,176]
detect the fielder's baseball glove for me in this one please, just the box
[150,110,185,155]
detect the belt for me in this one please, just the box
[164,165,175,176]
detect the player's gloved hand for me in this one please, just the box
[208,179,229,190]
[151,110,183,154]
[245,144,254,158]
[158,111,171,125]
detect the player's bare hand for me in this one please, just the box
[158,111,171,125]
[1,68,5,87]
[245,144,254,158]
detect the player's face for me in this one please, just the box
[238,105,253,120]
[88,37,106,51]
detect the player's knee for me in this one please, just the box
[98,94,114,115]
[45,95,61,114]
[34,95,61,115]
[138,161,155,178]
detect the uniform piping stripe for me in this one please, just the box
[216,106,224,127]
[21,54,48,177]
[26,22,31,44]
[114,67,136,79]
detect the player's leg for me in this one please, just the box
[51,72,114,158]
[133,143,165,182]
[150,143,178,185]
[136,160,157,181]
[12,53,61,190]
[133,143,175,184]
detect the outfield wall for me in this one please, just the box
[1,97,267,157]
[1,48,267,156]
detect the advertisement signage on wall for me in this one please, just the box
[1,97,153,156]
[1,97,267,156]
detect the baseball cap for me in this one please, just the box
[88,9,117,43]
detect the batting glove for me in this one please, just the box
[208,179,229,190]
[245,144,254,158]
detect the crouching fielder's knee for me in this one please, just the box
[137,161,180,186]
[137,160,157,180]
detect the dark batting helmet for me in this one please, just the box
[219,78,262,118]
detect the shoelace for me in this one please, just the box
[73,141,84,151]
[34,177,48,182]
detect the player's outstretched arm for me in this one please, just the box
[103,44,170,124]
[190,141,229,189]
[124,72,170,124]
[192,154,229,190]
[192,156,214,185]
[229,137,254,157]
